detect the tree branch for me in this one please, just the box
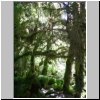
[14,50,68,62]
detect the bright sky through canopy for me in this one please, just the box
[39,2,68,23]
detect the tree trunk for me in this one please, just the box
[74,51,84,98]
[31,54,35,73]
[42,57,48,75]
[63,45,74,94]
[42,32,51,75]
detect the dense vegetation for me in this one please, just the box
[14,2,86,98]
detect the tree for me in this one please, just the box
[63,2,86,97]
[14,2,86,98]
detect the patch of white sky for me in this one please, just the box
[53,2,68,21]
[38,2,68,24]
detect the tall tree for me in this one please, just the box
[74,2,86,97]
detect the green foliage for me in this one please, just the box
[52,79,64,91]
[37,75,64,90]
[14,1,86,98]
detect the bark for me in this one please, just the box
[42,57,48,75]
[30,54,35,73]
[42,37,50,75]
[74,51,84,98]
[63,45,74,94]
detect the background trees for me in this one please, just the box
[14,2,86,98]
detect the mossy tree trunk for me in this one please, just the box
[74,2,86,97]
[42,8,52,75]
[30,54,35,74]
[63,45,74,94]
[42,39,50,75]
[74,50,84,98]
[42,57,48,75]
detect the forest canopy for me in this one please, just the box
[14,2,86,98]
